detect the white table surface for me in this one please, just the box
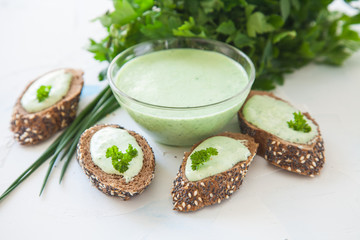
[1,1,359,239]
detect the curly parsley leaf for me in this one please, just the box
[106,144,138,173]
[190,147,218,171]
[89,0,360,90]
[247,12,275,37]
[287,111,312,133]
[36,85,52,102]
[216,20,236,35]
[106,145,119,159]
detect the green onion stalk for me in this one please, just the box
[0,86,120,202]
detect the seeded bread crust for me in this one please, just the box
[76,124,155,200]
[171,132,258,212]
[10,68,84,145]
[238,91,325,177]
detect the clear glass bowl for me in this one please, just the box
[108,38,255,146]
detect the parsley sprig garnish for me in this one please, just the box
[36,85,52,102]
[287,111,311,133]
[106,144,138,173]
[190,147,218,171]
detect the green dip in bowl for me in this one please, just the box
[108,38,255,146]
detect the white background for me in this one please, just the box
[0,0,359,239]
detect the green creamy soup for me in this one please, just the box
[115,49,250,146]
[242,95,318,144]
[185,136,250,181]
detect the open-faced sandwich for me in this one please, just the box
[171,132,258,212]
[238,91,325,177]
[77,124,155,200]
[11,68,84,145]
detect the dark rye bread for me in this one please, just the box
[11,68,84,145]
[76,124,155,200]
[238,90,325,177]
[171,132,258,212]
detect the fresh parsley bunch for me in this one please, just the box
[89,0,360,90]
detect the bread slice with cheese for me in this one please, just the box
[171,132,258,212]
[238,90,325,177]
[11,68,84,145]
[76,124,155,200]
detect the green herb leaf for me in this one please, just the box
[130,0,154,15]
[106,145,120,159]
[173,17,206,38]
[190,147,218,171]
[111,0,138,25]
[98,67,108,81]
[280,0,291,21]
[290,0,300,11]
[247,12,275,37]
[36,85,52,102]
[233,31,254,48]
[267,14,284,29]
[273,30,296,44]
[216,20,236,35]
[287,111,312,133]
[107,144,138,173]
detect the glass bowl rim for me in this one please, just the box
[107,37,256,110]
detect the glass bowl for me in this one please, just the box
[108,38,255,146]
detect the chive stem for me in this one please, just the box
[41,87,117,194]
[0,85,120,202]
[59,95,119,182]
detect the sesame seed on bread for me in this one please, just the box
[76,124,155,200]
[10,68,84,145]
[171,132,258,212]
[238,90,325,177]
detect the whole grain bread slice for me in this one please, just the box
[238,90,325,177]
[11,68,84,145]
[76,124,155,200]
[171,132,258,212]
